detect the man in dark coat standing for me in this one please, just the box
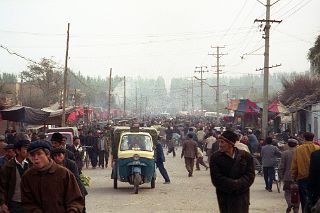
[210,130,255,213]
[308,149,320,207]
[86,131,98,169]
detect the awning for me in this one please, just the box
[0,106,50,124]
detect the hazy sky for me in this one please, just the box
[0,0,319,85]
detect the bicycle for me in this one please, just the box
[82,145,92,169]
[274,158,281,193]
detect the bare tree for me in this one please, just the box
[21,58,62,107]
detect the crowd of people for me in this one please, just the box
[0,117,320,213]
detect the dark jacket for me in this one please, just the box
[308,149,320,204]
[86,136,98,151]
[63,158,88,197]
[210,148,255,213]
[181,139,197,159]
[21,162,84,213]
[155,141,165,164]
[65,149,76,161]
[0,158,29,205]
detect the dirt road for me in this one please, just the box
[84,148,288,212]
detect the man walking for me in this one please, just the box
[21,141,84,213]
[98,131,109,169]
[261,137,282,192]
[247,129,259,154]
[0,140,30,213]
[181,134,197,177]
[155,137,170,184]
[210,130,255,213]
[86,131,98,169]
[279,138,299,213]
[291,132,320,212]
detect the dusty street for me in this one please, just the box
[84,148,288,213]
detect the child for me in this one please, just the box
[196,147,209,170]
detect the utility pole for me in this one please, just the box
[135,84,138,115]
[194,66,208,113]
[61,23,70,127]
[145,96,148,116]
[74,88,77,107]
[191,77,194,114]
[140,94,142,118]
[209,46,226,120]
[108,68,112,122]
[255,0,282,139]
[123,76,126,117]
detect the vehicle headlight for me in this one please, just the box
[133,154,140,161]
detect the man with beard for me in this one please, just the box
[210,130,255,213]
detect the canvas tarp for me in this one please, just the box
[0,106,50,124]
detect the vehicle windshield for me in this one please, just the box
[120,134,153,151]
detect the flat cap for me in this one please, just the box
[27,141,52,153]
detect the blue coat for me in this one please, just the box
[155,141,165,164]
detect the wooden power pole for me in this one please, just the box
[255,0,281,139]
[108,68,112,122]
[209,46,226,120]
[61,23,70,127]
[123,76,126,117]
[194,66,208,113]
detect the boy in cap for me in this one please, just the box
[210,130,255,213]
[0,140,30,213]
[51,147,88,211]
[21,141,84,213]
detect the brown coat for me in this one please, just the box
[0,158,29,205]
[21,162,84,213]
[181,139,197,159]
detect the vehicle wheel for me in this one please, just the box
[151,177,155,189]
[85,154,90,169]
[275,180,280,193]
[113,177,118,189]
[133,173,141,194]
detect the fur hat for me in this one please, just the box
[219,130,238,146]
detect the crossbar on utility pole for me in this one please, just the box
[61,23,70,127]
[255,0,281,139]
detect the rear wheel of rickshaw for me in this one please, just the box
[133,173,141,194]
[151,177,155,189]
